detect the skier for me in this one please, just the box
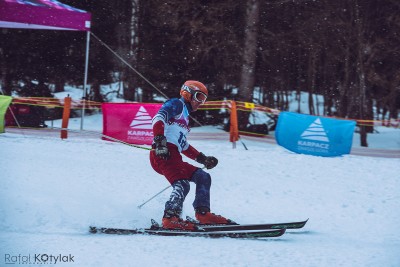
[150,80,232,230]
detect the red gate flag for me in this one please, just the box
[102,103,162,145]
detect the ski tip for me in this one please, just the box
[297,218,309,228]
[89,226,98,234]
[278,228,286,236]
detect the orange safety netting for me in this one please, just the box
[11,97,102,109]
[9,97,400,128]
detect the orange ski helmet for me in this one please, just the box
[180,80,208,103]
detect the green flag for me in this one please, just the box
[0,95,12,133]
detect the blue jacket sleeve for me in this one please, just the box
[152,98,183,125]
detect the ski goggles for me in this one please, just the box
[182,84,208,103]
[192,91,207,103]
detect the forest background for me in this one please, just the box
[1,0,399,145]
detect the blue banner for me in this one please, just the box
[275,112,356,157]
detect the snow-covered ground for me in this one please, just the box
[1,114,399,267]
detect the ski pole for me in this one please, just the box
[137,167,208,209]
[238,136,248,150]
[137,185,171,209]
[52,127,152,151]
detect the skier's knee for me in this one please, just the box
[191,169,211,188]
[172,179,190,198]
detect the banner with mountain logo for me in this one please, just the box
[275,112,356,157]
[102,103,162,145]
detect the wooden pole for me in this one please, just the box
[230,100,239,148]
[61,96,72,139]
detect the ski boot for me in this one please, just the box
[162,210,197,231]
[195,207,234,225]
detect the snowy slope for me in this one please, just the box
[1,119,400,266]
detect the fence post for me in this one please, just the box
[61,96,72,139]
[230,100,239,148]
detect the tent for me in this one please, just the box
[0,0,92,128]
[0,0,91,30]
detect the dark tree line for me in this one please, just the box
[0,0,399,145]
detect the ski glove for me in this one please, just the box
[153,135,170,160]
[196,152,218,169]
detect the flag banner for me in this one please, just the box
[102,103,162,145]
[275,112,356,157]
[0,95,12,133]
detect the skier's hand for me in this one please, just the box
[196,152,218,169]
[153,135,170,160]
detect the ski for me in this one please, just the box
[89,226,285,239]
[186,217,308,232]
[89,218,307,238]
